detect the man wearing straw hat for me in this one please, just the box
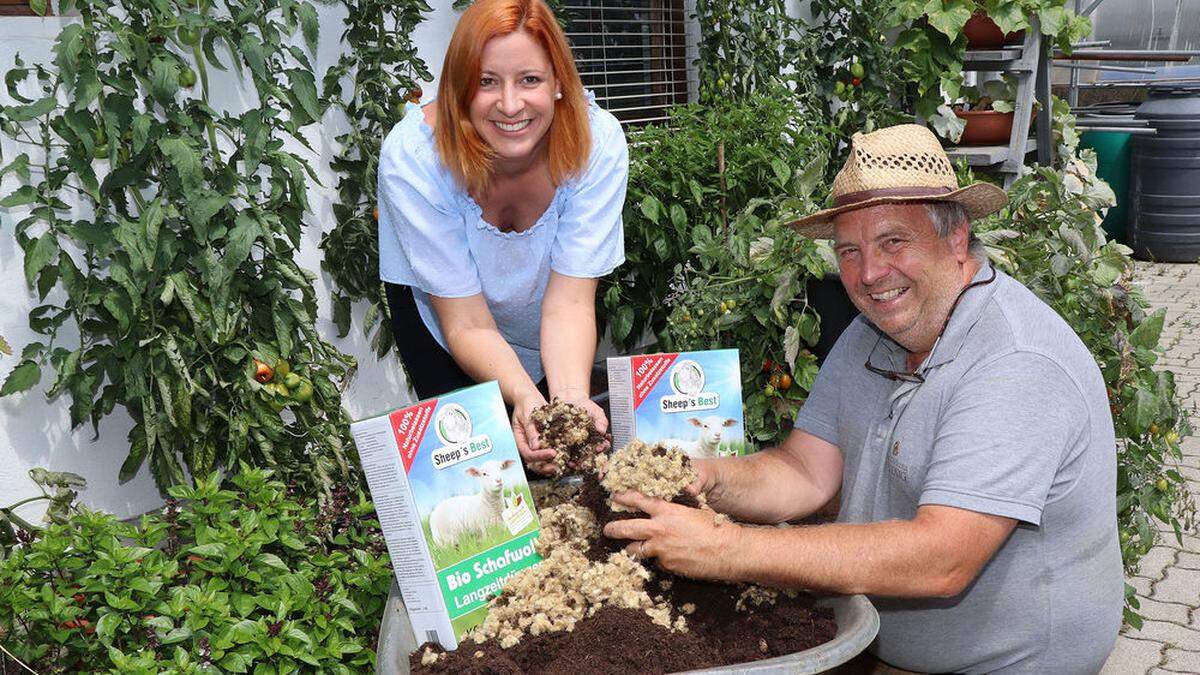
[606,125,1123,673]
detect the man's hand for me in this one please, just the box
[685,457,718,501]
[602,491,743,582]
[512,390,556,475]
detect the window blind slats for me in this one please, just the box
[565,0,692,126]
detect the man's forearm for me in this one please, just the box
[706,448,838,524]
[729,518,969,598]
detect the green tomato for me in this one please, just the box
[764,384,776,397]
[284,372,301,389]
[275,360,291,377]
[178,67,197,88]
[1156,477,1170,492]
[177,26,201,46]
[835,81,846,95]
[292,380,314,403]
[850,61,865,79]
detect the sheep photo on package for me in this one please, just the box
[607,349,748,458]
[351,381,544,649]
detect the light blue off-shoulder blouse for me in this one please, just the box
[377,92,628,383]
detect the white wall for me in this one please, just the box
[0,1,464,522]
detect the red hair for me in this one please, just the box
[435,0,590,196]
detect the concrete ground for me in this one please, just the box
[1101,262,1200,674]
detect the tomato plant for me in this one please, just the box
[319,0,433,360]
[0,0,356,492]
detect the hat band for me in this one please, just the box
[832,186,954,208]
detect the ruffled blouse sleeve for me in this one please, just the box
[377,111,482,298]
[549,106,628,278]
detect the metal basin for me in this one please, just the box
[375,579,878,675]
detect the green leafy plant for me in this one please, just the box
[1,469,87,562]
[602,90,831,351]
[974,154,1195,627]
[931,75,1021,142]
[320,0,433,360]
[0,467,392,673]
[0,0,356,491]
[692,0,799,102]
[788,0,911,180]
[893,0,1091,123]
[659,196,831,444]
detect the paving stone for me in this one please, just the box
[1125,620,1200,647]
[1136,598,1194,625]
[1152,568,1200,607]
[1102,636,1164,674]
[1131,575,1156,598]
[1162,647,1200,672]
[1177,552,1200,570]
[1138,547,1182,582]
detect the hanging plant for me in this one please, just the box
[0,0,356,492]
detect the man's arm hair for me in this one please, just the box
[704,428,844,524]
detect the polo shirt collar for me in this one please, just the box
[874,259,1001,372]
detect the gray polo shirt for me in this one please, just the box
[794,263,1122,674]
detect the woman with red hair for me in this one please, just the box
[377,0,627,474]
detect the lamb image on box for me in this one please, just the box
[608,349,748,457]
[660,415,738,459]
[429,459,516,548]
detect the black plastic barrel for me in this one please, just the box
[1128,85,1200,262]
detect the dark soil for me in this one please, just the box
[413,584,837,675]
[413,470,838,675]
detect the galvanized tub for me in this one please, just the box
[375,578,879,675]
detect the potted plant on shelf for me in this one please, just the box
[932,77,1027,146]
[893,0,1092,122]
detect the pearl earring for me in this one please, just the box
[554,92,562,100]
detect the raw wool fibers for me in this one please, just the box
[530,399,609,475]
[410,438,839,674]
[599,440,705,512]
[460,502,678,649]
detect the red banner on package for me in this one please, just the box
[389,400,437,473]
[630,353,679,409]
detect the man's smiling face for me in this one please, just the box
[469,30,558,167]
[833,202,974,354]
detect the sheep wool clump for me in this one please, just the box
[531,399,608,475]
[600,440,703,512]
[463,503,678,649]
[534,502,599,554]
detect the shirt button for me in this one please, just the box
[892,441,900,456]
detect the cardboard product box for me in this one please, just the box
[607,349,747,458]
[351,381,541,651]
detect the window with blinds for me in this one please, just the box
[563,0,695,125]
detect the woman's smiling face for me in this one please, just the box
[470,30,558,168]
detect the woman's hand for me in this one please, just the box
[555,389,609,436]
[511,389,556,475]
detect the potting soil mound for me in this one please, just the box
[410,442,838,674]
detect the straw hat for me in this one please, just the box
[786,124,1008,239]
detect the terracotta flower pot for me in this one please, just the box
[963,10,1025,49]
[954,109,1015,146]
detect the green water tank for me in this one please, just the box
[1079,130,1132,244]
